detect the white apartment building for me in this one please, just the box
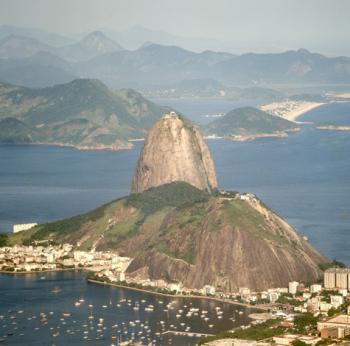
[13,223,37,233]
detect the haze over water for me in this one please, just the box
[0,101,350,264]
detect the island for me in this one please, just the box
[202,107,300,141]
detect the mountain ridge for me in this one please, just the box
[0,33,349,88]
[0,78,170,150]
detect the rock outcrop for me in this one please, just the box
[14,112,329,291]
[131,112,217,193]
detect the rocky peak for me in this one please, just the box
[131,112,217,193]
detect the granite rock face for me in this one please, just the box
[131,112,217,193]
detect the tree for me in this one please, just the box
[292,341,308,346]
[0,234,8,247]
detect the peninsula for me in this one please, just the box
[0,79,169,150]
[6,112,328,293]
[260,101,324,122]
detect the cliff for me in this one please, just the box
[131,112,217,193]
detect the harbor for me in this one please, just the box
[0,271,258,345]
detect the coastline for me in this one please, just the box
[229,128,300,142]
[284,102,325,122]
[260,101,325,122]
[87,279,268,311]
[0,141,134,152]
[0,268,80,275]
[205,128,300,142]
[316,125,350,132]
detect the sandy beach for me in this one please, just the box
[261,101,325,122]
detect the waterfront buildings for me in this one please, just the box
[0,244,132,275]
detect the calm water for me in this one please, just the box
[151,97,264,124]
[0,272,254,345]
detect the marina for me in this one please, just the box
[0,271,257,345]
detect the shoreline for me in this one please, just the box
[87,279,268,311]
[316,125,350,132]
[205,128,300,142]
[0,141,134,152]
[0,268,80,275]
[229,128,300,142]
[260,101,325,122]
[0,270,267,311]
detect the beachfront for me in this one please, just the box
[260,101,325,122]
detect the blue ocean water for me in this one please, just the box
[0,102,349,264]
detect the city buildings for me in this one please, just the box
[324,268,350,289]
[318,314,350,339]
[288,281,299,295]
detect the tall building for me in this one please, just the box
[289,281,299,294]
[13,223,37,233]
[336,269,348,289]
[324,268,350,290]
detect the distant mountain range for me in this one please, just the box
[77,45,350,88]
[0,26,349,90]
[0,79,169,150]
[0,25,74,47]
[59,31,124,62]
[101,25,224,52]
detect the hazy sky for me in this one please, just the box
[0,0,349,55]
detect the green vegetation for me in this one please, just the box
[222,199,283,243]
[277,293,304,306]
[0,79,168,148]
[10,182,209,249]
[18,200,112,244]
[320,289,339,303]
[292,341,308,346]
[319,260,346,271]
[202,107,297,137]
[125,182,210,216]
[199,319,285,344]
[327,299,350,316]
[293,313,319,333]
[0,234,8,247]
